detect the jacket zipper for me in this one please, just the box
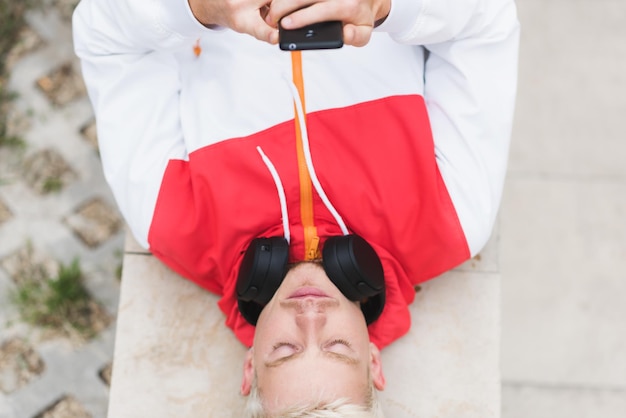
[290,51,320,260]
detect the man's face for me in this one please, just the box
[240,262,385,412]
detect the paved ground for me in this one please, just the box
[501,0,626,416]
[0,0,625,417]
[0,3,123,418]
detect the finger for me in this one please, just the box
[234,10,279,44]
[257,5,280,43]
[276,3,341,30]
[260,4,271,21]
[266,0,317,26]
[267,28,279,44]
[342,24,373,47]
[253,23,279,44]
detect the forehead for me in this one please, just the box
[258,354,369,411]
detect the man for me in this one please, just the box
[73,0,519,414]
[242,262,386,416]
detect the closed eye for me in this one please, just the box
[324,339,359,366]
[272,342,297,350]
[265,342,301,367]
[325,339,355,356]
[265,340,358,368]
[271,342,299,359]
[328,339,351,348]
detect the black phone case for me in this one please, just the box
[279,21,343,51]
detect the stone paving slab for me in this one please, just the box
[502,0,626,415]
[109,234,501,418]
[501,178,626,388]
[510,0,626,180]
[502,383,626,418]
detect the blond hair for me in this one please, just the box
[243,379,385,418]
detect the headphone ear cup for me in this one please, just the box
[237,237,289,325]
[322,235,385,324]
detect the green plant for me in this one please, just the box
[113,248,123,280]
[46,259,89,309]
[42,177,63,193]
[0,133,25,148]
[11,258,99,338]
[0,0,38,147]
[0,1,32,59]
[0,82,26,149]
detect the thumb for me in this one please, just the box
[343,24,373,47]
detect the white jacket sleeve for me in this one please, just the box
[72,0,210,248]
[379,0,520,255]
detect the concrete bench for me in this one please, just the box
[108,230,500,418]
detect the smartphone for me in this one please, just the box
[279,20,343,51]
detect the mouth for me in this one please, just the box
[288,287,329,299]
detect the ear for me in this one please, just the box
[369,342,386,391]
[240,348,255,396]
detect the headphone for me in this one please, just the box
[236,234,386,326]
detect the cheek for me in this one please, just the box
[254,308,292,344]
[342,304,369,329]
[335,310,370,343]
[256,300,281,328]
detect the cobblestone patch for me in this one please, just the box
[54,0,80,22]
[0,198,12,224]
[22,148,77,194]
[98,363,112,387]
[35,395,91,418]
[3,105,32,142]
[64,198,122,248]
[2,244,113,343]
[79,119,98,151]
[4,26,44,71]
[53,298,112,343]
[0,338,45,394]
[36,62,86,107]
[1,244,59,287]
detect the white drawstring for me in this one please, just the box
[256,146,291,244]
[284,78,350,236]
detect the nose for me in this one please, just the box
[280,297,338,335]
[295,304,327,333]
[293,297,328,313]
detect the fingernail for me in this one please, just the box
[281,17,292,27]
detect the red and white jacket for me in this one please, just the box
[73,0,519,349]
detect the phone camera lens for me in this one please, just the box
[288,43,297,50]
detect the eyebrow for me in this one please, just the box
[264,350,360,368]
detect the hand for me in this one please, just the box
[265,0,391,47]
[188,0,279,44]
